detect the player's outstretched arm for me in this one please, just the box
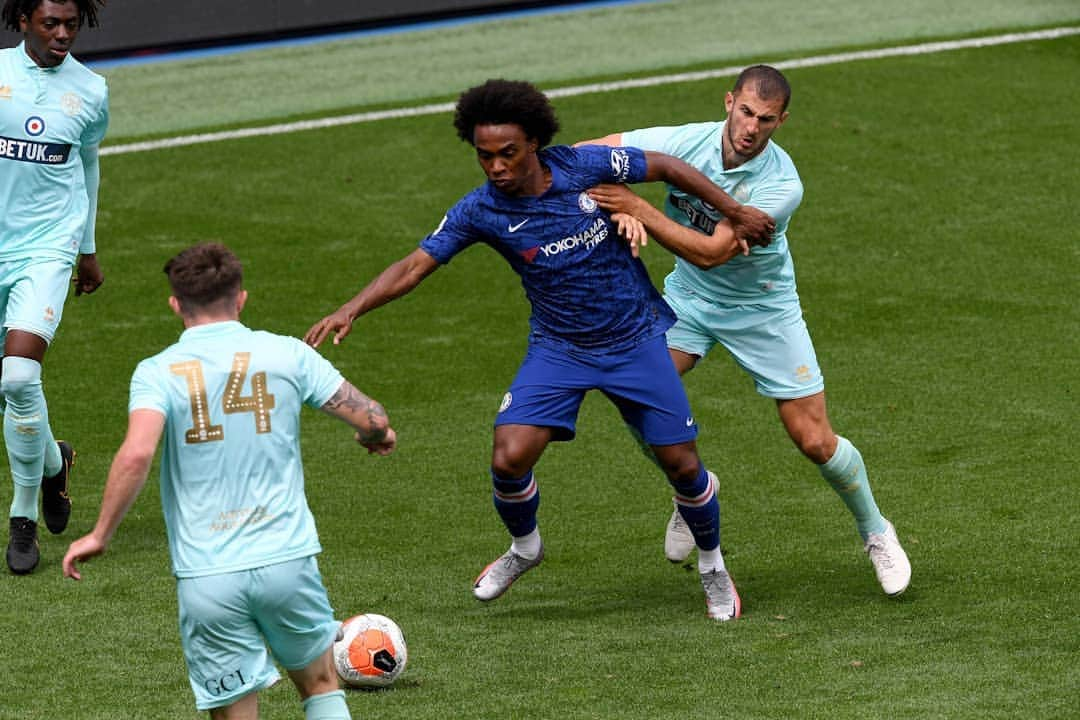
[590,184,747,268]
[62,410,165,581]
[320,380,397,456]
[642,151,776,247]
[304,248,440,348]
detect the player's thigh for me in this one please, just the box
[176,572,281,712]
[495,343,591,442]
[602,334,699,447]
[714,302,824,399]
[251,556,339,673]
[1,258,73,344]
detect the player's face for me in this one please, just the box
[473,123,541,196]
[20,0,81,68]
[723,87,788,162]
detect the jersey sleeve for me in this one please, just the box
[570,144,648,185]
[749,169,803,228]
[621,125,680,155]
[128,359,169,416]
[293,339,347,409]
[81,83,109,148]
[418,196,478,264]
[622,122,715,158]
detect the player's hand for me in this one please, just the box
[611,212,649,258]
[730,205,775,248]
[62,534,107,581]
[74,253,104,296]
[304,308,355,347]
[587,183,647,216]
[358,427,396,456]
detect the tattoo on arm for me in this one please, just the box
[323,381,388,443]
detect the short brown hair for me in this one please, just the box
[733,65,791,112]
[164,243,243,315]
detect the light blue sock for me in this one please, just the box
[818,436,887,539]
[9,483,38,521]
[3,357,47,521]
[302,690,350,720]
[42,423,62,479]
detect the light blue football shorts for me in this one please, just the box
[663,282,824,400]
[176,555,339,711]
[0,257,74,345]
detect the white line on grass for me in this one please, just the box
[101,26,1079,156]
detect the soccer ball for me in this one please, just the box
[333,613,407,688]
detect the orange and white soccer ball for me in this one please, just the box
[333,613,408,688]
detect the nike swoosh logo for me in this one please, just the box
[686,417,695,426]
[508,219,530,232]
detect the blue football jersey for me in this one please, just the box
[420,144,674,352]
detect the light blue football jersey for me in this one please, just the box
[0,42,108,262]
[623,122,803,304]
[128,321,344,579]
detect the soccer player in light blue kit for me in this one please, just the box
[63,244,397,720]
[1,0,108,574]
[306,79,773,621]
[581,65,912,596]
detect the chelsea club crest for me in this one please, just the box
[578,192,597,213]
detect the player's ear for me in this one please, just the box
[167,296,183,318]
[236,290,248,313]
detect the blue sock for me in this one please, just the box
[671,465,720,552]
[3,357,47,521]
[491,469,539,538]
[302,690,350,720]
[819,436,887,539]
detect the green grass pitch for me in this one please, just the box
[0,14,1078,720]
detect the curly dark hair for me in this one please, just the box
[453,79,560,148]
[2,0,105,32]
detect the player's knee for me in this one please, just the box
[0,356,42,403]
[654,448,700,486]
[490,449,532,480]
[794,430,835,465]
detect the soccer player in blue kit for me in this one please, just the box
[305,79,775,620]
[64,243,396,719]
[581,65,912,597]
[1,0,108,574]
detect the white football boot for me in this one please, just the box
[863,519,911,596]
[664,498,696,563]
[700,568,741,621]
[473,544,544,601]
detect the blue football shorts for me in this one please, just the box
[663,281,824,400]
[175,555,339,711]
[0,257,74,345]
[495,333,698,446]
